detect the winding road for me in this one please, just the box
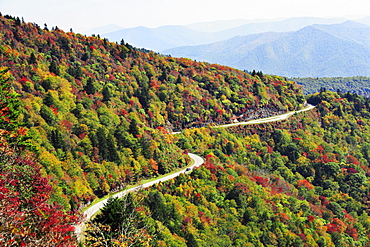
[76,104,314,239]
[82,153,204,221]
[214,104,315,128]
[75,153,204,238]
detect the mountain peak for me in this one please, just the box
[166,21,370,77]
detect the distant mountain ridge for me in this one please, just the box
[184,18,286,32]
[85,24,123,36]
[164,21,370,77]
[99,17,348,52]
[100,25,220,51]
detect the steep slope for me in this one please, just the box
[165,21,370,77]
[0,14,304,210]
[85,91,370,246]
[2,14,370,247]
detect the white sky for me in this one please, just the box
[1,0,369,33]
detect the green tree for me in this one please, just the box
[102,85,112,101]
[86,193,154,246]
[128,118,140,137]
[284,143,300,163]
[84,77,97,95]
[28,52,37,64]
[49,60,60,76]
[0,69,22,132]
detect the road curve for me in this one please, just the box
[76,153,204,239]
[76,104,314,238]
[215,104,315,128]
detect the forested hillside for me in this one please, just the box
[292,76,370,97]
[0,14,304,212]
[87,90,370,246]
[2,13,370,247]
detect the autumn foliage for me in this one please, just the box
[1,13,370,246]
[0,150,78,246]
[0,68,78,246]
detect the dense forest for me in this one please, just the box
[86,90,370,246]
[0,14,304,209]
[1,14,370,246]
[292,76,370,97]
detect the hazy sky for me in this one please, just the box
[1,0,369,33]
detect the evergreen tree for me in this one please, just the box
[28,52,37,64]
[49,60,60,75]
[128,118,140,137]
[96,127,109,161]
[102,85,112,101]
[176,74,183,84]
[106,132,120,162]
[84,77,97,95]
[50,129,64,150]
[86,193,153,246]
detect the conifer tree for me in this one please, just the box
[84,77,97,95]
[49,60,60,75]
[102,85,112,101]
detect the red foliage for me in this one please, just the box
[0,155,78,246]
[60,119,73,131]
[182,216,192,225]
[345,167,359,174]
[253,176,269,187]
[319,154,334,163]
[149,80,160,89]
[344,213,357,223]
[345,227,359,240]
[119,109,128,116]
[313,145,325,154]
[319,195,329,206]
[297,179,314,190]
[307,215,315,222]
[148,110,154,119]
[78,133,87,140]
[198,211,211,224]
[50,105,58,115]
[326,223,340,233]
[298,233,307,241]
[234,183,251,195]
[215,109,223,114]
[16,127,28,136]
[19,76,28,84]
[346,155,360,165]
[204,160,226,175]
[276,212,290,222]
